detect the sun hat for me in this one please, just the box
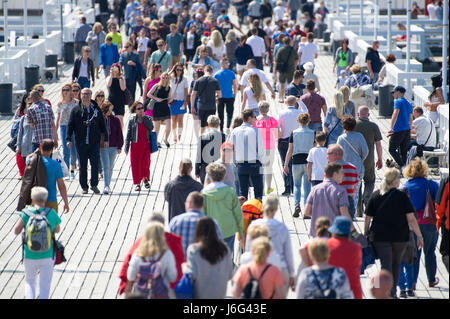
[328,216,351,236]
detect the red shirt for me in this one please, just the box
[300,92,326,124]
[327,237,362,299]
[118,232,185,294]
[339,162,359,196]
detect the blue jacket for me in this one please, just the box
[119,51,146,82]
[99,43,119,67]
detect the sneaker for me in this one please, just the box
[82,188,88,194]
[90,186,100,194]
[407,289,415,297]
[266,187,274,194]
[293,204,301,218]
[281,190,291,197]
[71,171,75,179]
[399,290,407,298]
[103,187,110,195]
[64,176,71,181]
[429,277,439,288]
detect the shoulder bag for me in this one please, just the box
[423,179,437,225]
[340,135,361,159]
[325,117,341,147]
[277,47,294,73]
[157,51,168,64]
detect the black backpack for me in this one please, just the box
[311,268,337,299]
[241,264,272,299]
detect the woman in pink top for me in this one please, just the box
[253,101,280,195]
[142,63,162,117]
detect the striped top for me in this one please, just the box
[336,159,359,196]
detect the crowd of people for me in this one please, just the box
[8,0,448,300]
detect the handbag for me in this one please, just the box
[423,179,437,225]
[416,118,433,158]
[7,136,17,152]
[52,147,70,178]
[174,273,194,299]
[325,118,341,147]
[53,237,66,265]
[150,131,159,153]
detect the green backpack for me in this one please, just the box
[22,207,52,253]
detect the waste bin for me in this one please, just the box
[0,83,13,115]
[378,84,394,117]
[46,54,58,79]
[64,42,75,64]
[25,65,40,93]
[317,24,327,39]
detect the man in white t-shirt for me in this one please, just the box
[297,32,318,70]
[239,59,275,100]
[246,28,266,70]
[412,106,436,149]
[427,0,437,20]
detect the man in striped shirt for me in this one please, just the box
[326,144,359,220]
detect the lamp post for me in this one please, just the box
[2,0,8,57]
[387,0,392,53]
[359,0,363,36]
[406,0,411,96]
[443,0,448,103]
[43,0,48,38]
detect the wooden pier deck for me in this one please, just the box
[0,47,448,299]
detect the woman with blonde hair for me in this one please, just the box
[296,239,354,299]
[338,85,356,117]
[168,63,189,143]
[71,82,81,101]
[233,237,286,299]
[241,73,266,116]
[324,91,350,145]
[207,30,226,62]
[56,83,78,178]
[364,168,423,298]
[125,222,177,298]
[148,72,172,147]
[225,30,239,71]
[143,63,162,118]
[94,89,106,107]
[86,22,106,79]
[245,194,295,297]
[402,158,440,291]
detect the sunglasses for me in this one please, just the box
[62,89,70,92]
[136,107,144,110]
[97,95,105,98]
[38,89,45,92]
[84,50,91,52]
[124,46,130,49]
[176,68,183,71]
[72,89,80,92]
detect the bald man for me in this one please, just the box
[370,270,393,299]
[354,106,383,217]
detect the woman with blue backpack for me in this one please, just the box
[13,187,61,299]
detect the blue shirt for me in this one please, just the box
[214,69,236,98]
[42,156,64,202]
[403,178,439,212]
[100,43,119,67]
[166,33,183,57]
[393,97,412,133]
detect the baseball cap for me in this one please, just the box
[223,15,229,21]
[328,216,351,236]
[340,70,346,75]
[391,86,406,94]
[221,141,234,150]
[195,13,203,19]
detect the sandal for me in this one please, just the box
[135,185,141,191]
[144,179,150,189]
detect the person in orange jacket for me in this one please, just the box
[435,176,449,273]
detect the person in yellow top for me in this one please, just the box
[106,22,122,51]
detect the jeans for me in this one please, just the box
[236,162,264,201]
[278,138,292,193]
[77,76,91,89]
[126,79,137,105]
[358,180,375,215]
[233,163,240,194]
[290,9,298,22]
[254,56,263,70]
[348,195,355,220]
[353,178,362,218]
[24,257,54,299]
[440,226,449,273]
[224,235,235,259]
[292,164,311,205]
[76,142,100,189]
[373,72,379,83]
[373,241,407,297]
[100,147,118,188]
[308,122,323,132]
[398,263,415,290]
[217,97,235,131]
[389,130,410,168]
[103,65,111,78]
[60,125,77,169]
[414,224,439,284]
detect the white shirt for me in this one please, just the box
[413,115,436,148]
[207,40,226,60]
[240,68,269,86]
[248,1,261,17]
[246,35,266,57]
[158,5,170,18]
[192,2,207,12]
[79,59,89,78]
[244,86,266,109]
[296,99,309,113]
[273,5,286,22]
[137,37,149,52]
[277,106,303,139]
[186,32,195,50]
[306,146,328,181]
[170,77,189,100]
[427,3,437,20]
[229,123,265,164]
[298,42,318,65]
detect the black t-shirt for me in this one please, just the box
[366,189,415,242]
[193,76,221,111]
[304,19,315,33]
[247,28,267,40]
[147,37,162,56]
[289,132,308,164]
[365,48,383,73]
